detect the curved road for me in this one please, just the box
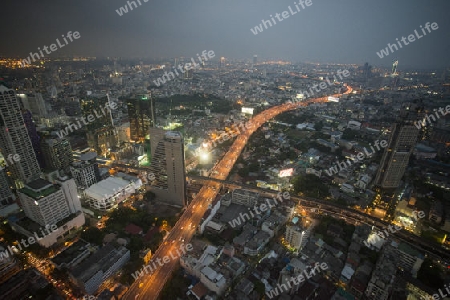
[124,87,353,300]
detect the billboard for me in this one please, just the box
[241,107,254,115]
[279,168,294,177]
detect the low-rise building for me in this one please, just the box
[70,243,130,295]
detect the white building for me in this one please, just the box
[198,197,221,234]
[231,189,259,207]
[285,225,312,250]
[14,176,85,248]
[200,266,227,295]
[84,176,141,211]
[18,179,77,226]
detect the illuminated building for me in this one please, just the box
[0,85,41,187]
[127,92,154,141]
[148,128,186,206]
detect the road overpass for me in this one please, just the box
[124,87,359,299]
[189,175,450,260]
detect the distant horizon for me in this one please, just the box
[1,0,448,69]
[2,55,447,71]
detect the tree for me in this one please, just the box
[314,121,324,131]
[417,258,444,289]
[292,174,330,198]
[80,227,105,245]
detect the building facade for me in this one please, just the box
[149,128,186,206]
[0,85,41,187]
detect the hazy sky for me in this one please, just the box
[1,0,449,68]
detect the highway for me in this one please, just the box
[124,87,353,300]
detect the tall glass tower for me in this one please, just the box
[0,85,41,187]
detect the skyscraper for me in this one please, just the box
[375,123,419,189]
[127,93,154,142]
[81,96,116,156]
[148,128,186,206]
[0,85,41,187]
[253,55,258,66]
[22,109,45,168]
[16,92,48,123]
[40,135,73,172]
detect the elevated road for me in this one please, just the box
[190,175,450,260]
[124,88,353,299]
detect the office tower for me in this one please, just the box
[148,128,186,206]
[253,55,258,66]
[70,152,100,189]
[220,57,226,69]
[0,85,41,187]
[22,109,45,168]
[127,93,154,142]
[375,123,419,189]
[16,92,48,122]
[18,178,76,226]
[81,96,116,156]
[41,135,73,172]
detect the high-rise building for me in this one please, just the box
[253,55,258,66]
[22,109,45,169]
[127,93,154,142]
[148,128,186,206]
[18,178,79,226]
[184,68,193,80]
[375,123,419,189]
[0,85,41,187]
[16,92,48,123]
[81,96,117,156]
[41,135,73,172]
[285,225,307,250]
[70,152,100,189]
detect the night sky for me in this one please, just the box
[1,0,449,68]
